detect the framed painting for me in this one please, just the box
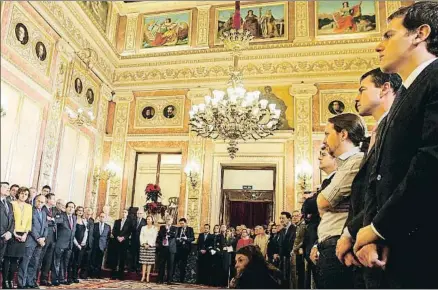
[141,10,192,49]
[316,1,379,39]
[214,2,288,45]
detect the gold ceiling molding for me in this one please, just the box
[119,37,381,60]
[117,47,377,68]
[32,1,115,82]
[113,56,379,85]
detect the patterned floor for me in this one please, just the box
[40,279,216,289]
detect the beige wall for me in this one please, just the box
[223,169,274,191]
[55,124,91,206]
[1,80,43,187]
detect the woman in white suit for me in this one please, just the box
[139,215,158,283]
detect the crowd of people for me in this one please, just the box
[0,182,296,289]
[1,2,437,289]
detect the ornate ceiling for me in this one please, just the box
[20,1,404,90]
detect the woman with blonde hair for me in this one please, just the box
[139,215,158,283]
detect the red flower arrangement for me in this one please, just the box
[144,183,163,214]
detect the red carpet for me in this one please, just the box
[40,279,216,289]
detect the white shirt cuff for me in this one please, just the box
[371,223,385,240]
[342,227,352,239]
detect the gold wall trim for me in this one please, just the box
[119,37,381,60]
[30,1,115,82]
[114,56,379,87]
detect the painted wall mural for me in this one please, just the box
[141,10,191,48]
[316,1,379,37]
[215,2,288,44]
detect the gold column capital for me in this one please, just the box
[113,90,134,103]
[289,83,318,97]
[187,88,211,103]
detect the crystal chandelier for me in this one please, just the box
[189,1,281,159]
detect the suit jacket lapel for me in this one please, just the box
[360,145,375,170]
[35,209,42,225]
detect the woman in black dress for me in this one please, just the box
[209,225,224,287]
[229,245,281,289]
[69,206,88,283]
[2,187,32,289]
[222,228,236,287]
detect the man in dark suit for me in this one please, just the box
[196,224,212,285]
[1,181,14,277]
[335,68,401,288]
[80,207,94,279]
[52,201,76,286]
[38,195,59,286]
[18,194,48,288]
[130,209,146,273]
[110,209,132,280]
[278,211,296,289]
[156,216,177,284]
[353,2,438,288]
[174,218,195,283]
[90,212,110,279]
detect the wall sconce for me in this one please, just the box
[1,96,7,118]
[94,161,120,182]
[296,160,313,191]
[66,107,95,127]
[184,161,200,189]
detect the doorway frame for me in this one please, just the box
[220,166,276,226]
[209,155,286,226]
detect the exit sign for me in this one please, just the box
[242,185,253,190]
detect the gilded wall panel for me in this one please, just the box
[134,95,185,129]
[6,4,55,76]
[291,84,317,206]
[107,102,129,219]
[38,56,70,188]
[124,13,138,52]
[128,90,190,135]
[36,1,114,82]
[67,62,100,116]
[196,6,210,47]
[89,84,110,213]
[295,1,310,41]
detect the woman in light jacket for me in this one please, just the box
[139,215,158,283]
